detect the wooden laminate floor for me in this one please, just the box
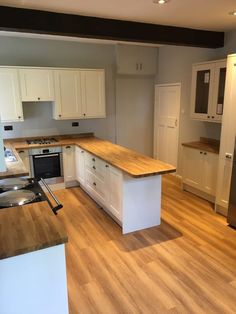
[55,175,236,314]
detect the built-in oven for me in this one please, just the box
[29,147,63,180]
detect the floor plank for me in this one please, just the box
[54,175,236,314]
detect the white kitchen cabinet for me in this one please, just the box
[190,59,226,123]
[116,44,157,75]
[62,145,76,184]
[19,68,54,102]
[75,146,85,185]
[80,70,106,118]
[17,149,31,176]
[182,147,218,197]
[107,165,123,220]
[53,69,105,120]
[53,70,83,120]
[215,54,236,215]
[0,68,23,122]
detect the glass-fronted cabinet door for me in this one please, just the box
[190,63,215,120]
[211,60,227,122]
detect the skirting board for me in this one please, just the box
[182,183,215,203]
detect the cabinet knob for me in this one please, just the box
[93,165,96,170]
[200,151,203,154]
[225,153,232,159]
[204,152,207,155]
[38,97,40,100]
[92,158,95,162]
[66,146,71,149]
[105,164,109,168]
[93,182,96,186]
[59,114,61,117]
[211,116,215,119]
[81,150,84,153]
[18,116,21,119]
[83,113,86,116]
[207,116,210,118]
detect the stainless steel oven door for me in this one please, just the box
[30,153,63,179]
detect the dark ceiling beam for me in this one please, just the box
[0,6,224,48]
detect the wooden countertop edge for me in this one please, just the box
[0,237,68,260]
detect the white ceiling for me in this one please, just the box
[0,0,236,31]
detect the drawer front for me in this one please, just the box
[85,169,107,203]
[85,152,107,180]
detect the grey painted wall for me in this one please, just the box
[0,36,116,142]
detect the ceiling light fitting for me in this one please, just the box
[153,0,169,4]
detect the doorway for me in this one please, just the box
[154,83,181,169]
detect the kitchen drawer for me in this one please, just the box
[85,169,107,203]
[85,152,107,180]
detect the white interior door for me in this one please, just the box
[154,84,181,168]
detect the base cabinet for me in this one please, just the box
[75,146,161,233]
[216,158,233,210]
[182,147,218,198]
[62,145,76,183]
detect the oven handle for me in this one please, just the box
[34,154,59,158]
[40,178,63,215]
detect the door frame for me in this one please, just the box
[153,83,181,170]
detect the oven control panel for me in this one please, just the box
[29,146,62,155]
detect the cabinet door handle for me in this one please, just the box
[93,165,96,170]
[225,153,232,159]
[93,182,96,186]
[18,150,25,153]
[66,146,71,149]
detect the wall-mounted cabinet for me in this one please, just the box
[53,70,83,119]
[53,69,106,120]
[190,59,226,123]
[182,146,218,198]
[116,44,157,75]
[0,68,23,122]
[19,68,55,102]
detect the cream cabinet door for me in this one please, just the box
[62,145,76,182]
[54,70,83,120]
[75,146,85,185]
[107,165,123,221]
[182,147,203,189]
[81,70,106,118]
[0,68,23,122]
[202,152,218,196]
[216,158,233,209]
[19,68,54,101]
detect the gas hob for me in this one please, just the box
[26,138,58,145]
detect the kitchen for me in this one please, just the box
[0,1,236,314]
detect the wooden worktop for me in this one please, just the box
[6,134,175,177]
[182,137,220,154]
[0,201,68,260]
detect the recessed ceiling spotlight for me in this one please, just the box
[229,11,236,16]
[153,0,169,4]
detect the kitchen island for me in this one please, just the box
[0,201,68,314]
[4,135,176,233]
